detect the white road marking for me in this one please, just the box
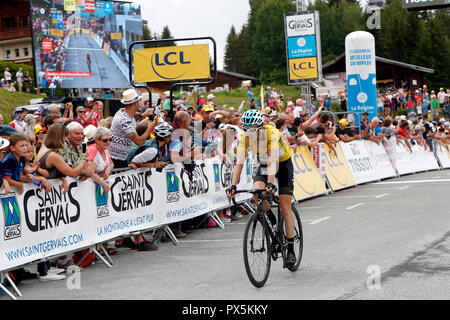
[376,179,450,184]
[181,239,242,243]
[434,176,442,179]
[374,193,390,199]
[346,203,364,210]
[398,185,411,190]
[68,48,104,51]
[309,217,331,225]
[322,195,369,199]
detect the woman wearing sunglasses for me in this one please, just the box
[87,126,114,182]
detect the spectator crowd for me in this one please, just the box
[0,84,449,291]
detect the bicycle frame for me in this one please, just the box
[233,190,288,268]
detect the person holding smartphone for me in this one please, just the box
[84,97,103,127]
[9,109,25,132]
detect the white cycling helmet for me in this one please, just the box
[241,109,264,127]
[154,122,173,138]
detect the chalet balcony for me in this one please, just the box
[0,26,31,41]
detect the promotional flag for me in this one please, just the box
[104,1,113,14]
[84,0,95,13]
[260,85,265,109]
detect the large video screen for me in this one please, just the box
[30,0,143,89]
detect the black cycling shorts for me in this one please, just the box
[254,158,294,195]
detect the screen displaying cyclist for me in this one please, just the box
[226,109,296,268]
[86,53,92,73]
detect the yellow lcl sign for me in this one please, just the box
[133,44,210,82]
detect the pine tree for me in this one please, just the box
[224,25,242,73]
[160,25,176,46]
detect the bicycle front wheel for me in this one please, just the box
[280,204,303,272]
[243,213,272,288]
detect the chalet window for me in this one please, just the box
[5,50,11,59]
[23,47,29,56]
[1,17,18,30]
[19,16,29,28]
[15,48,20,57]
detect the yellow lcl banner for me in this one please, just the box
[64,0,76,11]
[291,146,327,200]
[110,33,122,40]
[133,44,210,82]
[289,57,318,81]
[323,143,356,191]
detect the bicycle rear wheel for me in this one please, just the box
[243,213,271,288]
[280,204,303,272]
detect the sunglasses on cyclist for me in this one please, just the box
[100,138,112,143]
[242,127,259,133]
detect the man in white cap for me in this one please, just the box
[438,88,446,112]
[109,89,158,169]
[207,93,217,110]
[293,98,305,118]
[83,96,103,128]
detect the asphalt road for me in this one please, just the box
[2,170,450,300]
[62,34,130,88]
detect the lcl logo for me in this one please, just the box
[153,52,191,66]
[292,61,316,71]
[151,51,191,80]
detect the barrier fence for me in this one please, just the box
[1,139,449,299]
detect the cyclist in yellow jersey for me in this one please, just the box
[227,109,296,268]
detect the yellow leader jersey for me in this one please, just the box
[237,125,291,163]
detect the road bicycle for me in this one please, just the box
[232,189,303,287]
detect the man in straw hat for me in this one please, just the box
[110,89,158,169]
[109,88,159,252]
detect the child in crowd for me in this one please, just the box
[24,143,52,194]
[2,133,33,194]
[0,137,11,194]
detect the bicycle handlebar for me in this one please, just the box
[228,189,278,206]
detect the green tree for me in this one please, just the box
[247,0,296,83]
[160,25,176,46]
[142,23,154,48]
[224,25,243,73]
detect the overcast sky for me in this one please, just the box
[132,0,251,70]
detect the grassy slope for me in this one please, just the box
[201,85,304,109]
[0,90,46,123]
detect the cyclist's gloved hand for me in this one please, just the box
[266,183,277,194]
[226,185,237,198]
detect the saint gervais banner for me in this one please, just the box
[284,11,322,84]
[133,44,211,82]
[0,158,253,271]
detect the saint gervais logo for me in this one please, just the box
[110,171,153,212]
[95,183,109,219]
[23,182,80,232]
[2,193,21,240]
[166,170,180,203]
[213,163,220,192]
[288,17,313,31]
[220,162,233,189]
[180,163,209,198]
